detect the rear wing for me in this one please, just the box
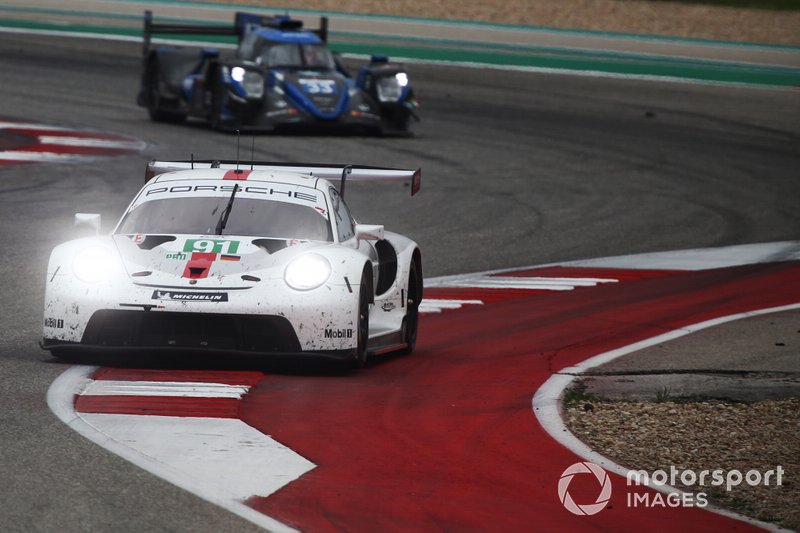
[145,160,421,197]
[142,10,329,56]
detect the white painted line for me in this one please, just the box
[531,303,800,533]
[38,136,147,150]
[0,151,99,162]
[0,121,69,130]
[82,380,251,399]
[47,365,310,533]
[419,298,483,313]
[444,276,618,290]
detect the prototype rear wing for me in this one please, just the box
[145,160,421,197]
[142,10,328,55]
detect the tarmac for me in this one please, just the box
[579,309,800,402]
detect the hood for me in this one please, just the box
[280,70,349,119]
[113,234,324,289]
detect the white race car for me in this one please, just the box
[42,160,422,368]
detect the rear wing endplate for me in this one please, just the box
[145,160,421,196]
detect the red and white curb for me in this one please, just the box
[0,120,145,165]
[48,367,310,532]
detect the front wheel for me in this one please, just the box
[349,276,370,369]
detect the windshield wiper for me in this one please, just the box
[215,183,240,235]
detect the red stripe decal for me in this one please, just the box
[183,252,217,279]
[223,169,252,180]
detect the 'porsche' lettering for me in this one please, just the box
[145,185,318,204]
[324,328,353,339]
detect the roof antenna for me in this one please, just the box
[340,165,352,199]
[191,153,194,169]
[250,134,255,170]
[235,129,241,173]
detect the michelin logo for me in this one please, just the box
[152,290,228,302]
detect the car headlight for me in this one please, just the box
[376,72,408,103]
[284,253,331,291]
[72,246,116,284]
[231,66,264,99]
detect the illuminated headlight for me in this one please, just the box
[72,246,116,284]
[284,254,331,291]
[376,73,408,103]
[231,66,264,99]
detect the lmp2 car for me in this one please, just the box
[137,10,419,134]
[42,160,423,368]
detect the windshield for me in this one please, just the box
[116,197,332,242]
[256,43,335,69]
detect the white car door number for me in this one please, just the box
[299,78,336,95]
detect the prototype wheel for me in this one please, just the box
[146,60,186,124]
[401,260,420,355]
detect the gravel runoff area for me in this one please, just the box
[199,0,800,45]
[565,398,799,530]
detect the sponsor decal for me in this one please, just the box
[298,78,337,95]
[381,301,396,312]
[184,239,239,255]
[152,290,228,302]
[145,184,320,205]
[165,252,187,260]
[44,317,64,328]
[324,328,353,339]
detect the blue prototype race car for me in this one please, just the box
[137,11,419,134]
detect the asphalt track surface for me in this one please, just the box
[0,30,799,532]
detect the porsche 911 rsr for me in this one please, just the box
[42,161,423,368]
[137,11,419,134]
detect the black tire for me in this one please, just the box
[146,60,185,124]
[209,71,232,131]
[401,260,420,355]
[350,275,370,369]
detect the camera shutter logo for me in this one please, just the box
[558,461,613,516]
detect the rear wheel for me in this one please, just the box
[401,261,420,355]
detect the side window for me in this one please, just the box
[329,187,354,242]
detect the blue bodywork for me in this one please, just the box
[139,11,419,134]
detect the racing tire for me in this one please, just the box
[349,275,370,369]
[146,60,186,124]
[400,260,420,355]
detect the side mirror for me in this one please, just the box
[75,213,101,235]
[355,224,384,242]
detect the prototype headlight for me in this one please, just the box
[231,66,264,99]
[284,253,331,291]
[72,246,116,284]
[376,72,408,103]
